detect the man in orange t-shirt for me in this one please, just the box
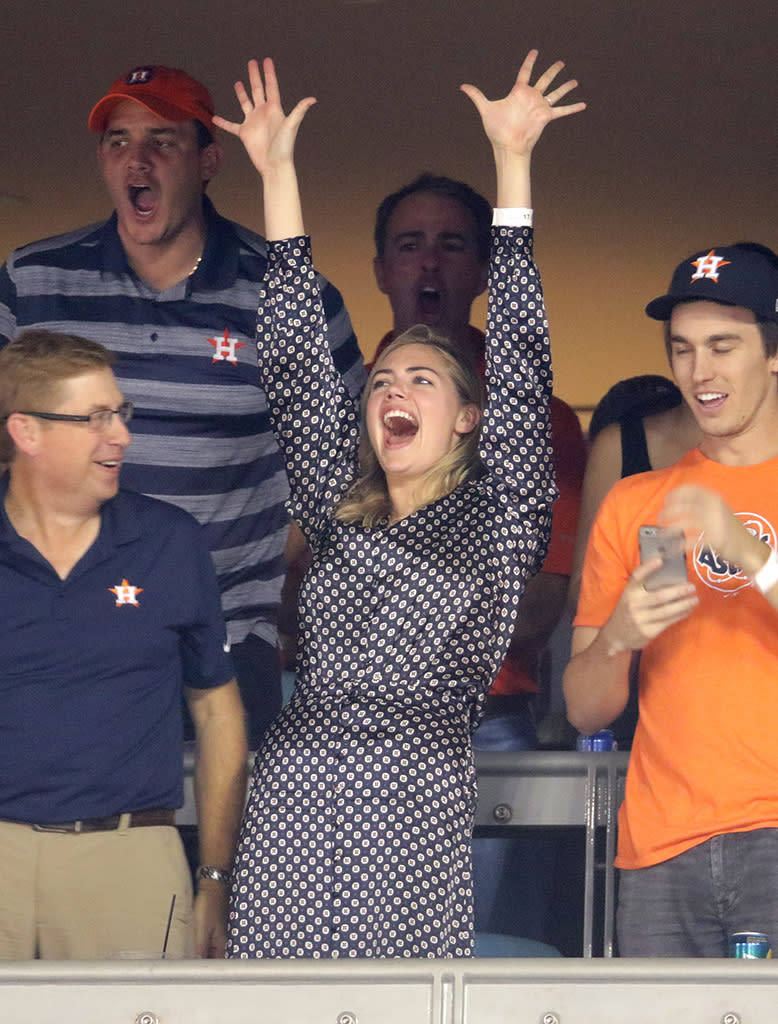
[566,242,778,957]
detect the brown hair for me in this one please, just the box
[0,330,114,465]
[374,174,492,263]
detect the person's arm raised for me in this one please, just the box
[213,57,316,241]
[460,49,585,208]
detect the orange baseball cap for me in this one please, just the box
[88,65,215,133]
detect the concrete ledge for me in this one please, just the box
[1,957,776,1023]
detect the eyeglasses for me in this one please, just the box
[15,400,134,433]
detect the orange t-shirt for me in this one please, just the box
[576,448,778,868]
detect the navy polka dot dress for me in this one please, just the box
[227,226,555,959]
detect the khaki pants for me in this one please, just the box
[0,818,194,959]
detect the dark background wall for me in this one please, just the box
[2,0,776,413]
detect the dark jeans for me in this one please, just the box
[618,828,778,956]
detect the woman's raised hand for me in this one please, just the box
[461,49,585,158]
[213,58,316,177]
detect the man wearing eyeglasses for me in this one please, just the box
[0,329,247,960]
[0,65,365,751]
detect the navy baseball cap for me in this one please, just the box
[645,243,778,324]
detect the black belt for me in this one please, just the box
[20,808,176,834]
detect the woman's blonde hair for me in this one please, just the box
[335,324,485,527]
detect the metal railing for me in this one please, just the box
[472,750,628,957]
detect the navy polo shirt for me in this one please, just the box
[0,481,234,824]
[0,198,365,650]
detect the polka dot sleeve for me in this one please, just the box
[482,226,556,515]
[254,236,361,541]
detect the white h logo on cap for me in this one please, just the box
[126,68,153,85]
[690,250,731,282]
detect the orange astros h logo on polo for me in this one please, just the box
[109,578,144,606]
[693,512,776,596]
[690,250,731,283]
[208,328,245,365]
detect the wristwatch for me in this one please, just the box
[197,865,232,885]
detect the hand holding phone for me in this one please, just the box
[639,525,688,590]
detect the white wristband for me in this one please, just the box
[492,208,533,227]
[753,547,778,594]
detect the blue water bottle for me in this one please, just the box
[576,729,617,751]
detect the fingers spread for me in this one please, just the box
[533,59,566,95]
[459,83,487,113]
[234,79,253,114]
[211,114,240,136]
[261,57,281,105]
[515,49,539,86]
[247,59,264,101]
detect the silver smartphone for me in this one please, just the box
[638,525,688,590]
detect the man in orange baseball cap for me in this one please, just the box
[87,65,223,290]
[88,65,216,135]
[0,64,365,771]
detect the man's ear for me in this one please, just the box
[6,413,40,457]
[373,256,389,295]
[200,142,224,186]
[455,404,480,436]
